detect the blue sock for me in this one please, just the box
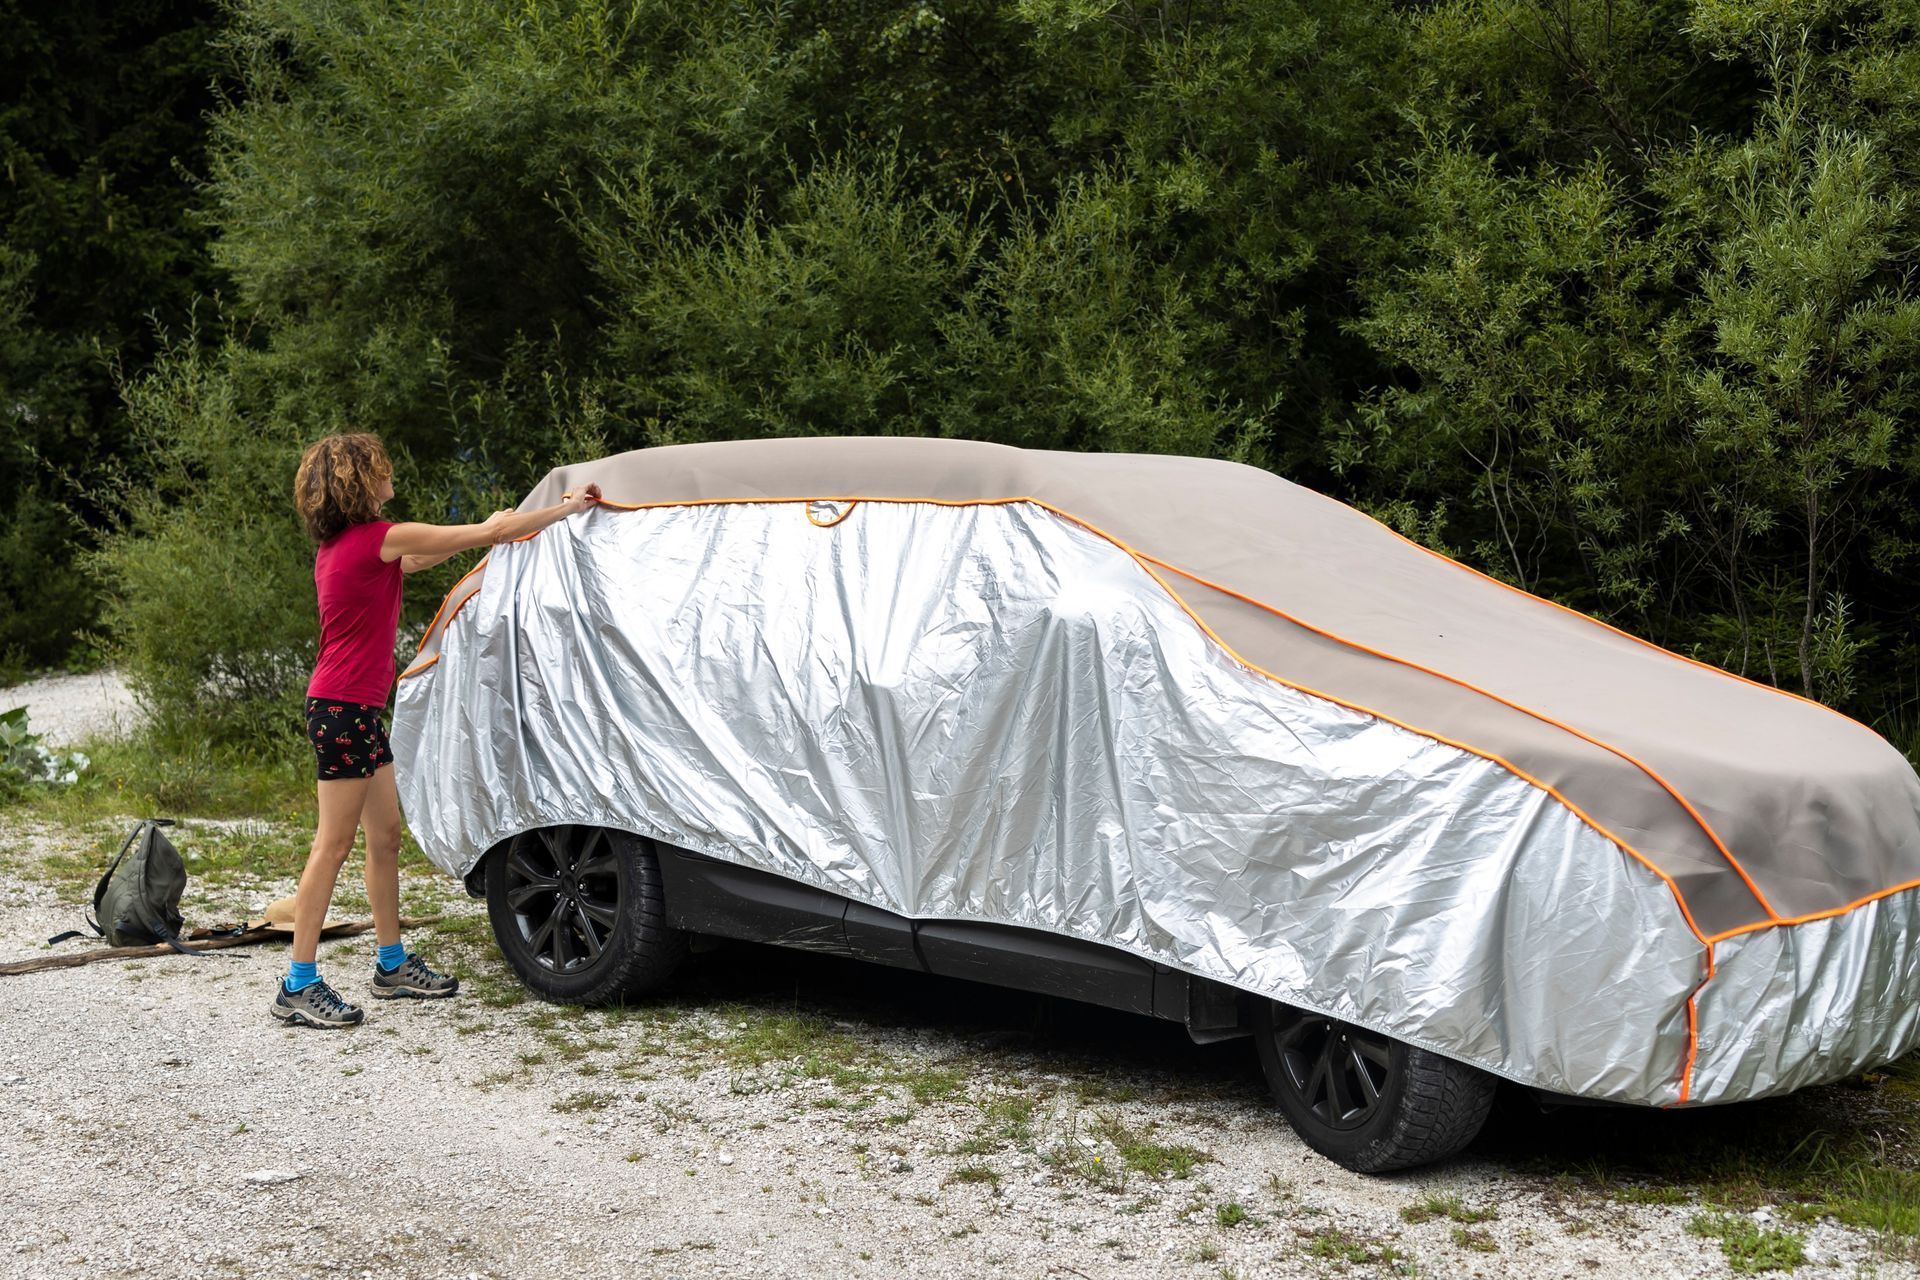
[376,941,407,973]
[285,960,318,992]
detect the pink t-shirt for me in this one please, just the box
[306,520,403,705]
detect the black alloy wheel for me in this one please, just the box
[1253,1000,1497,1173]
[484,824,687,1004]
[1273,1013,1394,1131]
[501,824,620,974]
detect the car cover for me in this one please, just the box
[392,437,1920,1106]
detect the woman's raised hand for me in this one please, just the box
[563,482,603,515]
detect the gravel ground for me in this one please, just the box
[1,669,143,746]
[0,814,1914,1280]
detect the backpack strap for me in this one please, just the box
[82,820,149,939]
[153,916,204,958]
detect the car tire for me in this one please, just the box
[484,824,688,1005]
[1253,1000,1496,1173]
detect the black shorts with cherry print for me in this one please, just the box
[305,698,391,780]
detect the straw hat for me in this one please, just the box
[245,895,349,935]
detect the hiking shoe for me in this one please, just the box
[371,952,460,1000]
[272,978,364,1029]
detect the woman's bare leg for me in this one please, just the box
[361,763,404,950]
[292,775,374,964]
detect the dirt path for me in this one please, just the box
[0,669,142,746]
[0,815,1913,1280]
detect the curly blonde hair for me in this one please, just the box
[294,433,392,542]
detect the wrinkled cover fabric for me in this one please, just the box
[394,494,1920,1106]
[496,437,1920,938]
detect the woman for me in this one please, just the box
[279,432,599,1028]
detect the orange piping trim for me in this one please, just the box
[1681,990,1701,1104]
[1137,553,1782,924]
[1331,495,1870,732]
[1707,875,1920,943]
[414,558,490,657]
[590,495,1033,513]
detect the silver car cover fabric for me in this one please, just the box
[393,498,1920,1107]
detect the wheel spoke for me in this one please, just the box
[1303,1046,1333,1117]
[551,909,575,969]
[507,849,555,887]
[1323,1040,1355,1120]
[526,907,557,958]
[507,882,556,910]
[573,904,604,961]
[1274,1017,1318,1055]
[1353,1036,1393,1071]
[1347,1044,1383,1109]
[578,897,618,928]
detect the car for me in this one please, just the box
[392,436,1920,1172]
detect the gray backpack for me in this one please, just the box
[52,819,193,951]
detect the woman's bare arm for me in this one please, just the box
[399,550,460,575]
[378,520,499,564]
[379,484,602,565]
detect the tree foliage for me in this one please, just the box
[0,0,231,670]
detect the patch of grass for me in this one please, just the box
[1302,1227,1381,1264]
[946,1163,1000,1187]
[1687,1212,1807,1274]
[1450,1227,1498,1252]
[552,1090,613,1113]
[722,1009,867,1070]
[980,1094,1038,1145]
[425,913,492,945]
[1400,1192,1497,1224]
[1042,1123,1122,1189]
[896,1065,965,1104]
[1215,1201,1248,1228]
[1072,1077,1142,1104]
[1090,1113,1210,1179]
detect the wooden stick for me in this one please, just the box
[0,915,445,977]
